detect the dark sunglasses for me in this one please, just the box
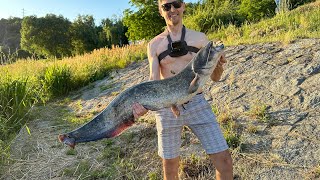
[161,1,182,11]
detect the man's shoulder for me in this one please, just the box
[150,32,167,44]
[148,32,167,49]
[186,28,207,39]
[185,28,208,48]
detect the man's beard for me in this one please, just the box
[169,16,180,26]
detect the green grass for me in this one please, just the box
[208,0,320,45]
[0,76,40,141]
[0,43,147,160]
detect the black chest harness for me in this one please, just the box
[158,26,200,62]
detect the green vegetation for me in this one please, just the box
[208,1,320,45]
[1,0,316,64]
[0,43,147,162]
[1,15,128,64]
[247,123,258,134]
[246,103,270,122]
[0,76,40,141]
[123,0,166,40]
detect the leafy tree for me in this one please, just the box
[21,14,72,58]
[237,0,276,22]
[101,17,128,47]
[0,18,29,64]
[123,0,166,41]
[96,25,109,49]
[70,15,98,55]
[288,0,316,9]
[0,18,22,52]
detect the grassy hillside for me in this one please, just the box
[208,0,320,45]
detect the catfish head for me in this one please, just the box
[192,41,225,76]
[188,41,225,94]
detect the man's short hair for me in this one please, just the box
[158,0,184,3]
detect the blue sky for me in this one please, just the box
[0,0,199,25]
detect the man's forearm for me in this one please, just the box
[211,65,223,82]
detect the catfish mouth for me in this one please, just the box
[193,46,217,71]
[58,134,76,148]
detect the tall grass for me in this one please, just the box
[184,0,241,33]
[0,43,147,159]
[0,76,38,138]
[208,0,320,45]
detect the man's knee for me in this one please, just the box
[162,157,180,169]
[162,157,180,180]
[209,150,233,170]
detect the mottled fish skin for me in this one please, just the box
[58,41,224,148]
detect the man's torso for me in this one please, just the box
[151,28,208,79]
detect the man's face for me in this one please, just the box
[159,0,185,26]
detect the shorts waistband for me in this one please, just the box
[182,92,203,107]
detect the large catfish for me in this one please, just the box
[58,41,224,148]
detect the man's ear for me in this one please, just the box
[159,7,164,17]
[183,2,186,13]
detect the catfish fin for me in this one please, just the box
[188,73,200,94]
[170,105,180,118]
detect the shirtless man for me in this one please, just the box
[132,0,233,179]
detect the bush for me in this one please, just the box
[237,0,276,22]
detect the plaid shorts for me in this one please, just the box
[154,93,229,159]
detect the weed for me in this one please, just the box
[89,169,111,179]
[211,104,241,149]
[148,171,162,180]
[246,103,270,122]
[224,129,241,149]
[217,111,233,124]
[75,100,83,111]
[99,83,114,92]
[63,160,91,177]
[247,123,258,134]
[99,146,123,160]
[315,165,320,178]
[62,168,74,176]
[111,91,120,96]
[211,104,219,115]
[180,155,213,179]
[102,139,114,146]
[66,149,77,155]
[62,97,71,104]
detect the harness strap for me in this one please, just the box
[158,26,200,62]
[186,46,200,53]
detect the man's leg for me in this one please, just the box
[154,108,183,180]
[162,156,180,180]
[209,150,233,180]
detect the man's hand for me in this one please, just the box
[211,53,227,82]
[132,103,148,119]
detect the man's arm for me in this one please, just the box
[132,41,160,119]
[147,41,161,80]
[211,53,226,82]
